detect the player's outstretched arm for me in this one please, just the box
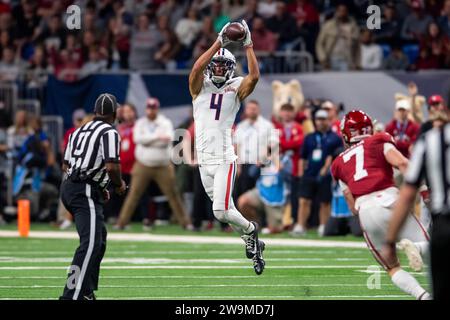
[384,146,409,175]
[189,40,222,99]
[238,20,259,102]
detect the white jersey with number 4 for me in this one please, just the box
[193,76,244,165]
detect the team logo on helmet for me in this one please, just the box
[342,110,374,144]
[207,48,236,85]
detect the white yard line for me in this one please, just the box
[0,283,401,289]
[0,230,366,248]
[0,274,379,280]
[0,257,367,264]
[0,250,367,255]
[0,265,370,270]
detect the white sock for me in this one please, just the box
[414,241,430,262]
[213,201,254,235]
[391,269,429,300]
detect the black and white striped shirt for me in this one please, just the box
[405,123,450,214]
[64,119,120,188]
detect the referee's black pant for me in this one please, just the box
[60,179,107,300]
[430,214,450,300]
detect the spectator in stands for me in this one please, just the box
[414,46,440,69]
[222,0,246,21]
[286,0,320,54]
[359,29,383,70]
[105,103,137,223]
[192,16,216,62]
[238,0,259,27]
[385,100,420,158]
[265,2,298,50]
[157,0,188,30]
[275,103,304,228]
[112,0,133,27]
[401,0,434,42]
[35,14,66,51]
[438,0,450,37]
[0,12,13,37]
[36,14,66,50]
[324,180,363,237]
[182,120,214,231]
[80,45,108,76]
[49,33,83,82]
[14,116,57,221]
[234,100,275,198]
[7,109,32,155]
[257,0,277,19]
[129,13,163,70]
[27,45,48,73]
[0,118,7,225]
[374,2,401,45]
[0,29,12,55]
[383,44,410,70]
[61,109,86,153]
[321,100,341,135]
[154,15,181,70]
[115,98,192,230]
[0,46,25,81]
[420,95,449,134]
[238,149,286,235]
[106,13,131,69]
[11,0,40,41]
[175,7,202,49]
[315,4,360,71]
[292,109,343,237]
[419,21,450,69]
[286,0,319,29]
[211,1,230,33]
[251,16,277,53]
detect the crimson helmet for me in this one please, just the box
[341,110,373,145]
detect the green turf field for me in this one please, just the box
[0,223,429,300]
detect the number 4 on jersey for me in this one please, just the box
[210,93,223,120]
[343,145,368,181]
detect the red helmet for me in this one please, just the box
[341,110,373,144]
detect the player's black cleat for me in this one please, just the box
[253,240,265,275]
[241,221,260,259]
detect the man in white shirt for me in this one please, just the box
[115,98,192,230]
[234,100,276,196]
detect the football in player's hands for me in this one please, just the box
[224,22,246,42]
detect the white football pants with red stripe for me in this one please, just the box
[199,161,252,234]
[356,187,429,269]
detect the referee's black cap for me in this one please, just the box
[94,93,118,115]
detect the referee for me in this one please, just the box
[382,121,450,300]
[60,93,126,300]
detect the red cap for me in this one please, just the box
[146,97,160,109]
[428,95,443,105]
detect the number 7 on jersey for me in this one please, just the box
[343,145,368,181]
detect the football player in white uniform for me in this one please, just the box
[188,20,265,274]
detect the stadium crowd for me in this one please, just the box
[0,0,449,82]
[0,77,448,236]
[0,0,449,235]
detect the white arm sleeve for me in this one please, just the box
[338,180,349,191]
[383,142,395,156]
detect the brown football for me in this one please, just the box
[224,22,246,42]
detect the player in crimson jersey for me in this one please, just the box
[331,110,431,300]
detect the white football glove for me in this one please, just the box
[241,20,253,47]
[217,22,231,47]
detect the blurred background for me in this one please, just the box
[0,0,449,237]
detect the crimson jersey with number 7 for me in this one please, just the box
[331,132,397,198]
